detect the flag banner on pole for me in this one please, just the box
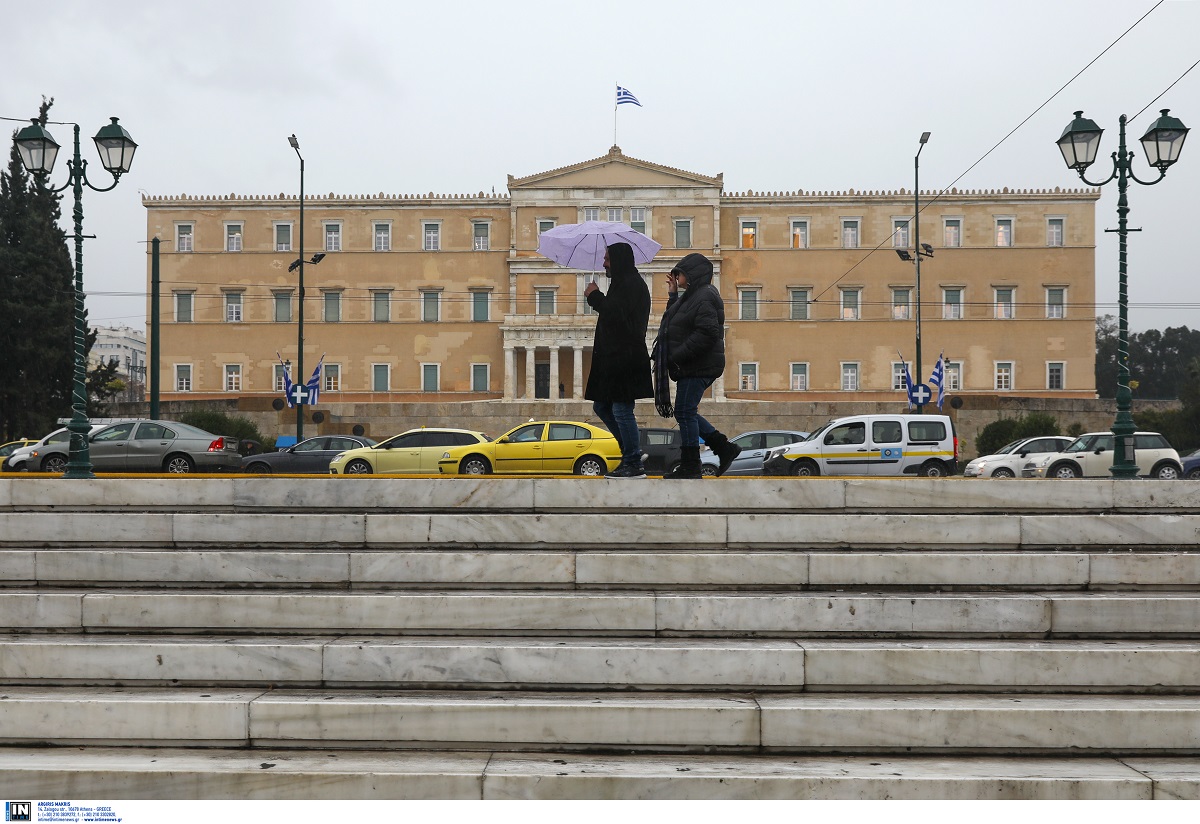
[306,355,324,406]
[897,350,915,409]
[929,351,946,410]
[616,85,642,107]
[278,354,295,408]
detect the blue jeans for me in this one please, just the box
[593,400,642,464]
[673,377,717,448]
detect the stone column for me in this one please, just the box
[549,345,560,400]
[713,373,726,400]
[525,346,536,401]
[573,346,584,399]
[503,345,515,400]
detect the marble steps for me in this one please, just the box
[2,747,1198,799]
[1,635,1199,692]
[3,687,1200,755]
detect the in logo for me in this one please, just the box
[5,802,31,822]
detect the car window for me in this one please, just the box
[873,421,903,444]
[135,423,174,440]
[1063,437,1091,453]
[825,423,865,446]
[508,424,544,443]
[422,432,462,448]
[995,440,1023,455]
[907,421,946,442]
[328,437,362,451]
[765,433,800,448]
[731,433,761,449]
[46,430,71,444]
[380,433,420,449]
[293,438,327,452]
[1029,439,1064,453]
[549,424,588,441]
[454,432,486,446]
[93,423,135,442]
[1093,435,1114,452]
[647,431,673,447]
[1135,434,1169,450]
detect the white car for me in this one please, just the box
[763,414,957,477]
[963,436,1073,478]
[2,424,108,472]
[1022,431,1182,479]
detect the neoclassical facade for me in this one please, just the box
[142,147,1099,404]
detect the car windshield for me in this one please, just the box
[993,440,1023,455]
[803,423,831,442]
[1063,436,1094,453]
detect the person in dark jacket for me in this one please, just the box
[654,252,741,478]
[584,242,654,478]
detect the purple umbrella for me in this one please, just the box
[536,220,662,270]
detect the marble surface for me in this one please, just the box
[9,478,234,510]
[808,552,1089,586]
[35,550,350,584]
[576,552,809,586]
[0,513,173,546]
[531,477,847,511]
[173,513,366,546]
[727,513,1022,548]
[845,479,1116,512]
[0,592,82,629]
[1051,593,1200,633]
[233,477,533,511]
[419,513,729,548]
[0,550,35,582]
[351,550,574,585]
[1020,514,1200,547]
[1089,552,1200,585]
[1123,758,1200,800]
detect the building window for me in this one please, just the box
[943,218,961,248]
[324,364,340,392]
[372,291,390,322]
[224,292,243,323]
[842,219,860,248]
[1047,217,1064,247]
[224,364,242,392]
[674,219,692,249]
[892,288,911,320]
[324,291,341,323]
[473,222,490,251]
[583,207,599,222]
[841,362,860,391]
[273,364,287,393]
[274,223,292,252]
[995,362,1013,391]
[273,292,292,323]
[472,291,490,322]
[423,222,441,251]
[791,220,809,249]
[892,218,910,248]
[536,288,556,315]
[324,223,341,252]
[629,207,646,233]
[225,223,243,252]
[943,288,963,319]
[174,292,194,323]
[471,363,489,392]
[995,288,1015,319]
[607,207,622,223]
[740,220,758,249]
[790,289,810,320]
[892,362,912,391]
[176,223,193,253]
[373,223,390,252]
[790,363,809,391]
[1047,362,1065,390]
[739,363,758,391]
[371,364,390,392]
[739,289,759,321]
[421,291,440,323]
[841,289,860,320]
[537,219,556,235]
[995,218,1013,247]
[1047,287,1066,318]
[421,363,440,392]
[945,362,962,391]
[175,364,192,392]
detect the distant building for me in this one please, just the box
[142,146,1099,403]
[89,324,146,389]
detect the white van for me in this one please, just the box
[762,414,958,477]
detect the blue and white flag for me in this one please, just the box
[305,355,324,406]
[278,354,295,408]
[898,351,916,409]
[929,351,945,411]
[616,85,642,107]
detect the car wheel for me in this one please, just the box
[1050,462,1080,479]
[790,459,820,477]
[41,455,67,473]
[701,464,717,477]
[460,455,492,475]
[344,459,373,475]
[990,467,1015,479]
[245,462,270,475]
[163,454,195,474]
[1188,467,1200,480]
[574,455,606,476]
[1153,463,1182,480]
[919,460,948,477]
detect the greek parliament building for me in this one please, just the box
[142,146,1099,405]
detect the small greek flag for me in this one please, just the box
[929,351,945,410]
[616,85,642,107]
[278,355,295,408]
[898,353,916,409]
[306,355,324,406]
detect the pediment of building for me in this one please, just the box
[508,146,722,190]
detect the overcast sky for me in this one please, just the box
[3,0,1198,333]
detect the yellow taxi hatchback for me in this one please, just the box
[329,428,490,475]
[438,420,620,476]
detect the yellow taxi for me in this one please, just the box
[329,427,491,474]
[0,439,37,459]
[437,420,621,476]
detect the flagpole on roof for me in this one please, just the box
[614,83,618,145]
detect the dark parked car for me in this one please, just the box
[242,435,377,474]
[639,428,718,477]
[1183,448,1200,479]
[22,420,241,474]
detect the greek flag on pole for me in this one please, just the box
[306,356,324,406]
[278,355,295,408]
[929,351,946,410]
[616,85,642,107]
[898,351,916,409]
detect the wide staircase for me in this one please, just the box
[1,475,1199,799]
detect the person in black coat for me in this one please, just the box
[584,242,654,478]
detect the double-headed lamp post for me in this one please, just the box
[13,117,137,478]
[1055,109,1188,478]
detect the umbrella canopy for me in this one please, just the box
[536,221,662,270]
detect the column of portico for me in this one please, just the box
[525,345,536,401]
[713,374,725,400]
[503,345,515,400]
[549,345,560,400]
[573,346,584,399]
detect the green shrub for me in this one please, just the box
[179,409,273,450]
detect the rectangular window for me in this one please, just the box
[945,362,962,392]
[176,223,193,253]
[372,291,390,322]
[273,364,287,393]
[373,223,390,252]
[740,220,757,249]
[674,219,692,249]
[536,289,556,315]
[473,222,489,251]
[995,218,1013,247]
[739,289,759,321]
[842,363,859,391]
[943,218,961,248]
[892,362,911,391]
[175,364,192,392]
[1047,218,1064,247]
[892,288,911,320]
[790,289,810,320]
[174,292,194,323]
[324,292,341,323]
[995,287,1015,319]
[472,291,489,322]
[421,363,440,392]
[583,207,599,222]
[892,219,910,248]
[471,363,489,392]
[273,292,292,323]
[790,363,808,391]
[791,220,809,249]
[629,207,646,233]
[1047,287,1065,318]
[1047,361,1065,390]
[324,364,340,392]
[423,222,440,251]
[842,219,860,248]
[275,223,292,252]
[225,223,243,252]
[421,291,440,322]
[537,219,556,235]
[739,363,758,391]
[224,293,243,323]
[325,223,341,252]
[841,289,860,320]
[943,288,963,319]
[607,207,622,223]
[995,362,1013,391]
[224,364,242,392]
[371,364,390,392]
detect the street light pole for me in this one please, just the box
[1056,109,1189,478]
[289,134,305,443]
[914,132,930,412]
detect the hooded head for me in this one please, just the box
[604,242,637,278]
[672,252,714,294]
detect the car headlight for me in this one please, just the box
[332,452,347,461]
[442,451,452,459]
[767,447,788,460]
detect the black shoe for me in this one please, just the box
[714,443,742,477]
[606,461,647,479]
[662,446,703,479]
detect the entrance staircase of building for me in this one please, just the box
[1,476,1198,799]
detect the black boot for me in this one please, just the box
[704,432,742,477]
[663,445,703,479]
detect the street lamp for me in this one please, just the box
[896,132,933,411]
[13,117,137,478]
[1056,109,1189,478]
[286,135,327,442]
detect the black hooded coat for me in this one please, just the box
[658,252,725,380]
[583,243,654,403]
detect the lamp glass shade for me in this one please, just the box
[1140,109,1188,169]
[1056,111,1103,170]
[92,117,137,174]
[14,121,60,174]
